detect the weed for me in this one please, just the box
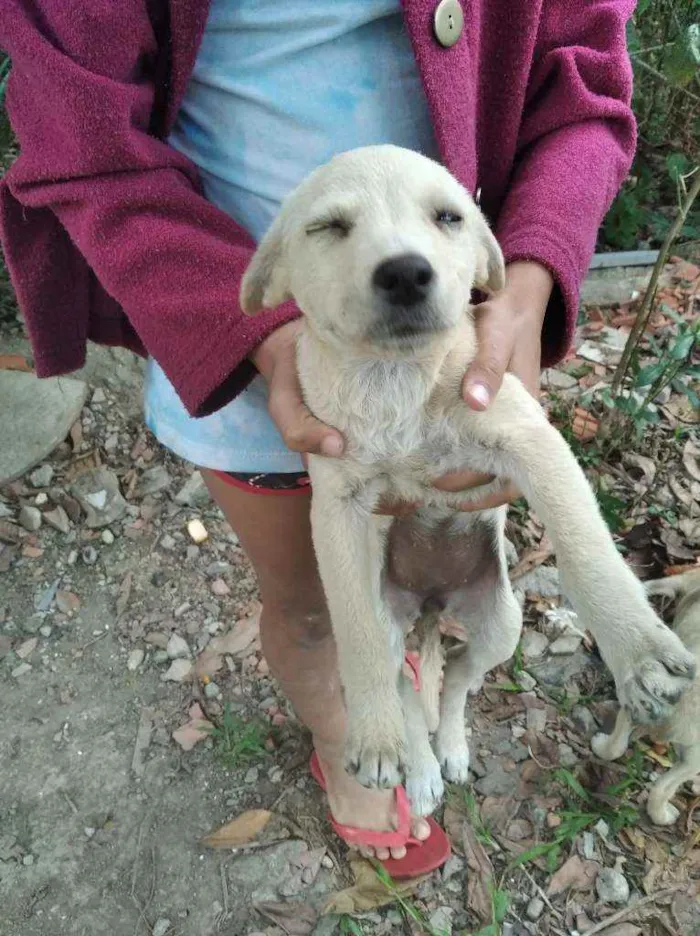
[338,916,365,936]
[207,703,269,770]
[449,785,496,848]
[466,883,510,936]
[371,862,449,936]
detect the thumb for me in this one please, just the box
[268,371,345,458]
[462,302,512,411]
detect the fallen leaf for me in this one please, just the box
[279,846,327,896]
[194,648,225,680]
[200,809,272,849]
[508,543,554,582]
[443,802,466,854]
[209,610,261,657]
[0,353,32,372]
[172,703,212,752]
[623,452,656,486]
[323,857,427,915]
[683,439,700,483]
[255,900,317,936]
[660,526,696,562]
[546,854,599,897]
[115,571,133,619]
[463,822,495,921]
[595,925,641,936]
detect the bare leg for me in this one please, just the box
[647,742,700,826]
[202,471,429,860]
[591,709,634,762]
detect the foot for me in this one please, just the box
[406,754,445,818]
[316,745,430,861]
[591,731,628,762]
[647,797,679,826]
[434,733,470,784]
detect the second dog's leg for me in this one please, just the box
[647,742,700,826]
[401,671,445,817]
[591,709,634,761]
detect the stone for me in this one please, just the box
[203,681,221,699]
[514,565,560,601]
[542,368,578,390]
[29,464,54,488]
[572,705,598,737]
[159,534,176,551]
[71,468,127,528]
[44,505,71,534]
[528,648,592,688]
[18,505,42,532]
[81,545,99,566]
[101,529,115,545]
[596,867,629,905]
[558,743,578,767]
[166,633,191,660]
[0,371,88,484]
[55,591,80,614]
[138,465,171,497]
[12,662,32,678]
[161,659,193,682]
[526,897,544,921]
[428,907,453,935]
[152,920,171,936]
[518,671,537,691]
[244,767,259,784]
[474,762,515,797]
[127,648,145,671]
[91,387,107,405]
[521,630,549,659]
[549,634,582,655]
[527,708,547,733]
[211,578,230,596]
[174,471,210,509]
[187,519,208,544]
[16,637,37,659]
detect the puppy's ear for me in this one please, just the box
[240,215,291,316]
[472,211,506,295]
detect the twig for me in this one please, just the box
[610,167,700,399]
[62,791,79,815]
[633,57,700,105]
[519,865,565,921]
[581,887,681,936]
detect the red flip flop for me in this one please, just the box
[309,751,451,879]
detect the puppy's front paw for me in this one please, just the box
[406,756,444,818]
[345,724,406,789]
[591,732,625,762]
[647,798,679,826]
[616,628,695,725]
[435,737,470,785]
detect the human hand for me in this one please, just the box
[251,320,345,458]
[377,261,553,516]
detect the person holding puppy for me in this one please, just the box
[1,0,636,873]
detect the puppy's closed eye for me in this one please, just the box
[435,209,463,228]
[306,216,353,238]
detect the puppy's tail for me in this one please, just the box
[415,605,444,734]
[645,569,700,600]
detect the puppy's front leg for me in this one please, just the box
[449,376,696,726]
[309,461,406,789]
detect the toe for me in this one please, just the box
[389,845,407,860]
[412,817,431,841]
[375,846,390,860]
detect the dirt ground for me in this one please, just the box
[1,295,699,936]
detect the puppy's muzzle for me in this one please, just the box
[373,254,434,308]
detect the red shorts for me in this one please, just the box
[212,470,311,496]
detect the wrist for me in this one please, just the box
[503,261,553,320]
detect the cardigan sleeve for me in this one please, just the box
[1,0,300,417]
[495,0,637,366]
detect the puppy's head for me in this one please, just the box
[240,145,504,352]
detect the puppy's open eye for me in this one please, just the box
[435,209,463,227]
[306,217,352,237]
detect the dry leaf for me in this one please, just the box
[463,822,495,921]
[595,925,641,936]
[443,802,466,854]
[200,809,272,849]
[546,854,599,896]
[255,900,317,936]
[508,544,554,582]
[115,571,133,619]
[209,610,260,657]
[172,703,212,752]
[194,648,225,680]
[323,857,427,915]
[0,354,32,372]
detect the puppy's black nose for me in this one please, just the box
[372,254,434,307]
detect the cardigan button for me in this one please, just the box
[433,0,464,48]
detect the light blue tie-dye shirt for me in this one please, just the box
[144,0,438,472]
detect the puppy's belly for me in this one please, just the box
[385,509,500,607]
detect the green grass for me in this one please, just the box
[207,703,269,770]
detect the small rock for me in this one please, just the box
[84,827,96,839]
[244,767,259,784]
[12,662,32,678]
[428,907,453,935]
[55,590,80,615]
[138,465,171,496]
[39,625,53,638]
[19,505,42,532]
[34,492,48,506]
[44,505,71,534]
[521,630,549,659]
[81,545,99,566]
[582,831,596,860]
[159,534,176,551]
[146,632,169,649]
[594,819,609,840]
[152,920,171,936]
[71,468,127,528]
[166,633,191,660]
[186,544,199,561]
[161,659,193,682]
[442,854,465,882]
[549,634,582,655]
[35,577,61,612]
[268,766,283,783]
[91,387,106,404]
[211,578,230,597]
[475,762,514,796]
[542,368,578,390]
[16,637,37,660]
[572,705,597,737]
[127,648,145,671]
[558,743,578,767]
[153,650,170,665]
[518,671,537,691]
[205,561,231,578]
[101,529,115,545]
[515,565,560,599]
[596,867,629,905]
[22,854,35,866]
[526,897,544,921]
[29,464,54,488]
[203,681,221,699]
[187,518,208,544]
[526,708,547,733]
[174,471,210,509]
[321,854,334,870]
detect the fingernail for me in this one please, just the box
[466,381,491,409]
[321,436,344,457]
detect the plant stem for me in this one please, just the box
[609,168,700,399]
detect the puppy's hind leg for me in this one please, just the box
[591,708,634,761]
[647,741,700,826]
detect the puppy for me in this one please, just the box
[240,146,695,816]
[593,570,700,825]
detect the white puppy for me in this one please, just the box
[241,146,695,816]
[593,570,700,825]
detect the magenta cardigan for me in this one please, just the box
[0,0,636,417]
